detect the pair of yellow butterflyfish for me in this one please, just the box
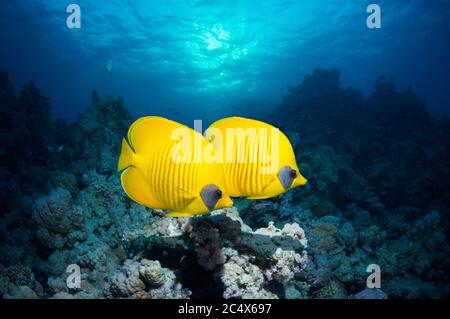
[117,116,307,217]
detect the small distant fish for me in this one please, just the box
[167,107,180,116]
[47,144,65,154]
[105,58,113,76]
[361,245,374,255]
[311,272,330,289]
[252,201,277,210]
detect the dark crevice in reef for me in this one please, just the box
[126,235,188,268]
[126,231,223,299]
[179,255,223,299]
[125,233,224,299]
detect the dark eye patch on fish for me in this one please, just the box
[289,169,297,179]
[200,184,222,211]
[278,166,296,190]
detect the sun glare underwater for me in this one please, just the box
[0,0,450,299]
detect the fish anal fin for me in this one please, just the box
[166,211,193,218]
[247,195,273,200]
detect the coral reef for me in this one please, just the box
[33,188,86,250]
[123,207,309,299]
[219,248,277,299]
[105,259,190,299]
[0,68,449,299]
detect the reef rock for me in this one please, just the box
[353,288,387,299]
[33,188,86,250]
[219,248,277,299]
[105,258,191,299]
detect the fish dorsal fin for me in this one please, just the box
[127,116,185,156]
[208,116,271,130]
[120,166,161,208]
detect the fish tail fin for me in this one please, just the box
[120,166,160,208]
[118,138,135,171]
[118,138,160,208]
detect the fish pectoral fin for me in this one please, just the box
[173,188,198,208]
[247,177,278,200]
[165,211,194,218]
[175,187,196,200]
[165,190,198,218]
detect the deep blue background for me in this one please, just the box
[1,0,449,124]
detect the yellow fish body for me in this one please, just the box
[205,117,307,199]
[118,116,233,217]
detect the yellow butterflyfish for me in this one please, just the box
[205,117,307,199]
[118,116,233,217]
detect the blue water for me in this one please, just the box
[1,0,449,124]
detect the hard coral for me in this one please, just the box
[219,248,277,299]
[106,259,191,299]
[33,188,86,250]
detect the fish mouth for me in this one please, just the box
[222,196,234,208]
[293,174,308,188]
[215,196,233,210]
[298,174,308,185]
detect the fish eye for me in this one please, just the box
[215,189,223,199]
[289,169,297,179]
